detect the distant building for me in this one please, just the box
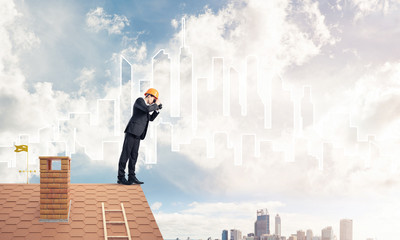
[260,234,280,240]
[230,229,242,240]
[340,219,353,240]
[246,233,256,240]
[269,234,281,240]
[222,230,228,240]
[306,230,313,240]
[297,230,306,240]
[275,214,281,236]
[288,234,297,240]
[260,234,268,240]
[255,209,270,237]
[321,226,334,240]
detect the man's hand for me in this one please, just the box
[155,98,161,105]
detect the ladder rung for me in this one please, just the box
[102,202,132,240]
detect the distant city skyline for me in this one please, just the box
[214,211,364,240]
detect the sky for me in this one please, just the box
[1,0,400,239]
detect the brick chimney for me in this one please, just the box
[39,156,71,222]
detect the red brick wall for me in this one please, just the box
[39,156,71,220]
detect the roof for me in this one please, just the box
[0,184,163,240]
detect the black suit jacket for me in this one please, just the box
[124,97,160,139]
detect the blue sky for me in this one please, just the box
[16,0,228,93]
[2,0,400,239]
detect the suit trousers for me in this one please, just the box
[118,133,141,178]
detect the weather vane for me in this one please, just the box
[15,144,36,184]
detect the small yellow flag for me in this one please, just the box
[14,145,28,152]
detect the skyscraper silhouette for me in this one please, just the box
[297,230,306,240]
[153,49,171,116]
[275,214,281,236]
[306,229,313,240]
[321,226,334,240]
[222,229,228,240]
[255,209,270,237]
[119,57,132,133]
[179,18,193,120]
[340,219,353,240]
[230,229,242,240]
[301,86,314,129]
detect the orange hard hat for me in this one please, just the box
[144,88,159,99]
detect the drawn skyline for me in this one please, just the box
[1,18,387,176]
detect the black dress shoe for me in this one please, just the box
[117,177,131,185]
[128,176,144,185]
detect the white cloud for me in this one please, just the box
[183,201,285,217]
[0,0,20,25]
[171,19,178,29]
[1,0,398,200]
[151,201,163,211]
[0,1,59,182]
[142,3,400,238]
[11,26,40,51]
[120,44,147,63]
[149,0,340,196]
[86,7,129,35]
[140,0,400,201]
[350,0,400,20]
[0,1,124,182]
[302,0,336,46]
[74,67,97,97]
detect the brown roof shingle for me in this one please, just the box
[0,184,163,240]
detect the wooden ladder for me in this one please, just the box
[101,202,132,240]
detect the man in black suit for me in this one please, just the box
[117,88,162,185]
